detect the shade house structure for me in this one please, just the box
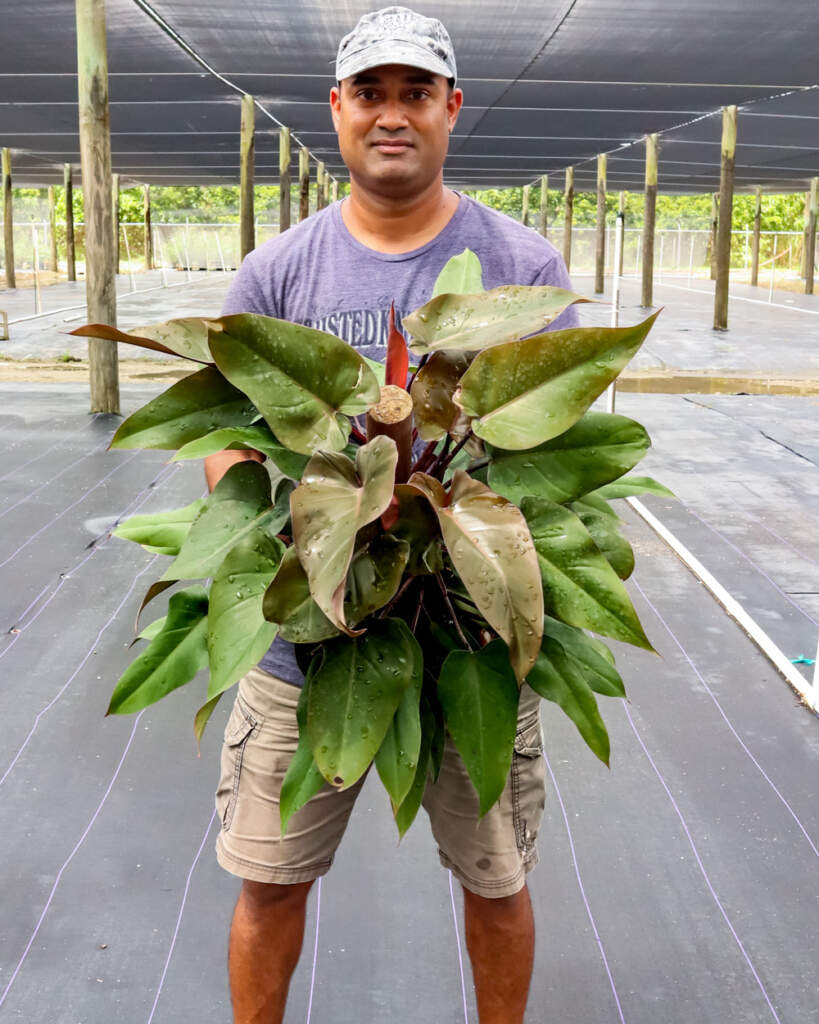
[1,2,818,1023]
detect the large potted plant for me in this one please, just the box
[73,249,669,836]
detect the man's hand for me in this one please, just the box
[204,448,266,492]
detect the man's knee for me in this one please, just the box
[238,878,314,917]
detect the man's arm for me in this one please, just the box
[203,448,265,492]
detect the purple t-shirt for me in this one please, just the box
[221,193,579,684]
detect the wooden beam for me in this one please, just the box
[278,126,291,234]
[2,148,15,289]
[76,0,119,413]
[316,162,326,211]
[331,178,339,203]
[143,183,152,271]
[641,134,658,308]
[298,146,310,221]
[112,171,120,274]
[323,169,331,208]
[239,93,255,259]
[750,186,762,287]
[708,192,718,280]
[805,176,818,296]
[562,167,574,271]
[595,153,607,293]
[713,105,737,330]
[618,191,627,278]
[48,184,58,273]
[64,163,76,281]
[539,174,548,238]
[521,184,530,227]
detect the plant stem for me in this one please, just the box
[436,573,473,651]
[410,584,425,633]
[407,353,428,391]
[411,439,438,475]
[379,574,415,619]
[350,424,367,444]
[426,433,453,478]
[437,430,473,475]
[467,456,489,474]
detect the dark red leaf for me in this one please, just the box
[385,303,409,389]
[380,494,400,531]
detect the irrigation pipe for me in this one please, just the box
[627,497,819,712]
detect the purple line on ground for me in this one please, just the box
[0,464,179,664]
[622,701,783,1024]
[542,751,626,1023]
[0,711,144,1010]
[685,505,819,629]
[305,876,322,1024]
[0,450,142,570]
[752,518,819,573]
[0,437,111,520]
[0,554,158,788]
[448,871,470,1024]
[146,809,219,1024]
[0,412,102,484]
[632,578,818,857]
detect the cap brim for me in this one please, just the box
[336,40,454,83]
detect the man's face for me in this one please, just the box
[330,64,463,199]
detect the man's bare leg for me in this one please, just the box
[228,879,314,1024]
[463,883,535,1024]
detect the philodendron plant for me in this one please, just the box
[74,249,671,836]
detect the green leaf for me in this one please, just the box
[345,535,410,626]
[540,616,624,698]
[407,471,543,682]
[487,413,650,506]
[70,317,213,363]
[591,475,674,500]
[137,615,166,641]
[374,639,424,808]
[163,462,292,581]
[405,285,586,355]
[281,668,327,835]
[431,248,485,298]
[390,485,443,575]
[522,496,652,650]
[113,497,207,556]
[206,527,285,701]
[107,586,209,715]
[410,351,470,441]
[362,354,386,386]
[456,313,660,450]
[306,619,420,790]
[394,697,435,837]
[173,424,309,480]
[527,641,611,766]
[262,547,339,643]
[110,365,256,450]
[208,313,380,455]
[570,500,635,579]
[437,641,520,816]
[194,693,223,750]
[291,436,398,633]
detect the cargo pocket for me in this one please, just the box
[217,698,261,832]
[511,714,546,859]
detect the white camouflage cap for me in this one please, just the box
[336,6,457,85]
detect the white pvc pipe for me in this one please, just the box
[627,497,819,713]
[31,224,42,315]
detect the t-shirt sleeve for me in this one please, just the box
[533,253,580,332]
[220,255,275,317]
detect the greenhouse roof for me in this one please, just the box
[2,0,818,193]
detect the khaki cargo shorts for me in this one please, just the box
[215,665,546,899]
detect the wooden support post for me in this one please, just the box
[2,148,15,289]
[521,184,530,226]
[641,134,658,308]
[713,105,737,330]
[708,192,718,280]
[64,164,76,281]
[143,183,152,271]
[48,184,58,272]
[750,186,762,287]
[316,162,326,211]
[595,153,607,293]
[617,191,627,277]
[298,147,310,221]
[112,171,120,274]
[76,0,119,413]
[323,170,330,208]
[331,179,339,203]
[239,93,255,258]
[367,386,414,484]
[805,176,818,296]
[562,167,574,271]
[539,174,548,238]
[278,126,291,234]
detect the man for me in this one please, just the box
[205,8,579,1023]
